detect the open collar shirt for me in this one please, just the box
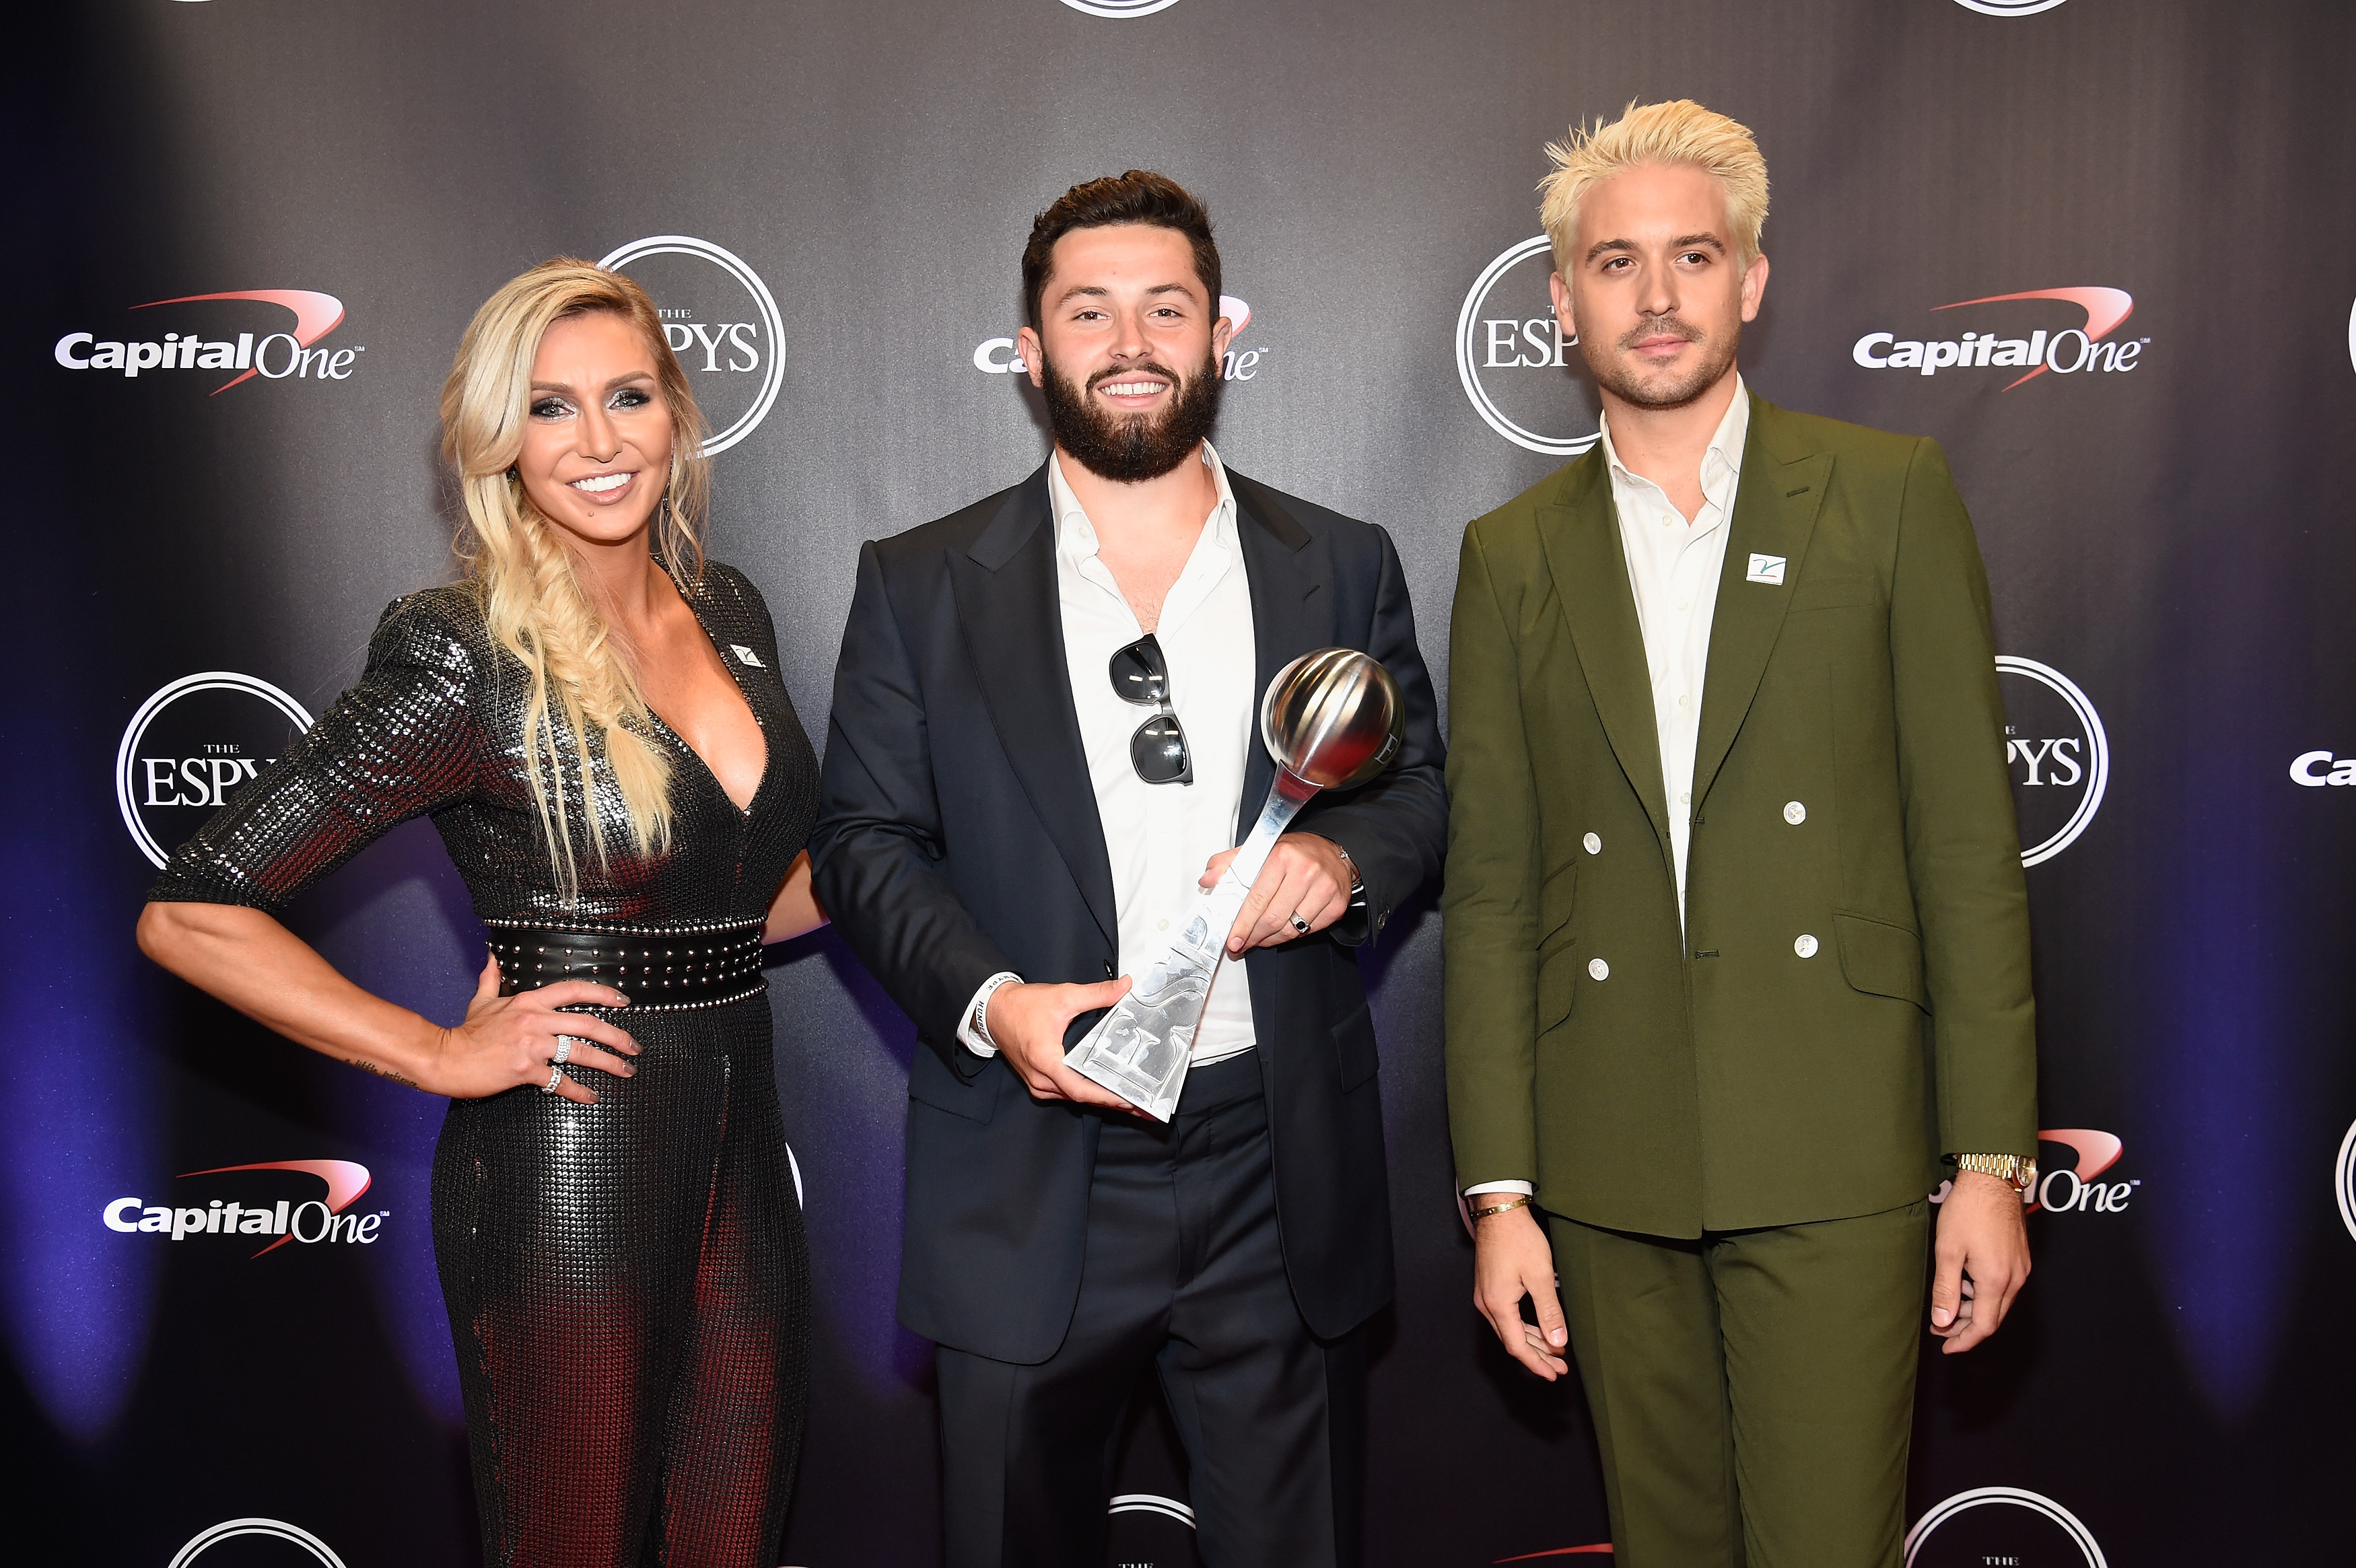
[1601,376,1750,927]
[957,441,1261,1066]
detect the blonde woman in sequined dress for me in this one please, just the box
[139,259,822,1568]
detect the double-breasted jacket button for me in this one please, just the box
[1588,957,1609,981]
[1784,800,1807,825]
[1583,832,1602,855]
[1794,933,1819,958]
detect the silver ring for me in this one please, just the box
[542,1066,565,1094]
[1288,913,1311,935]
[553,1035,576,1065]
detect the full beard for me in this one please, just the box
[1039,348,1224,483]
[1587,314,1740,411]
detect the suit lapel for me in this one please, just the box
[1691,396,1833,808]
[1535,454,1673,849]
[948,464,1119,948]
[1227,470,1327,841]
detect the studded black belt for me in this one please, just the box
[482,917,767,1011]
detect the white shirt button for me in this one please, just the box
[1677,693,1691,707]
[1157,919,1169,931]
[1589,958,1609,981]
[1794,934,1819,958]
[1783,801,1807,825]
[1679,791,1692,805]
[1583,832,1601,855]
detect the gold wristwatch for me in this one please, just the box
[1952,1153,2038,1195]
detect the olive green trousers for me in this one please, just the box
[1548,1201,1930,1568]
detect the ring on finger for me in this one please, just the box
[1288,913,1312,935]
[541,1065,565,1095]
[552,1035,575,1066]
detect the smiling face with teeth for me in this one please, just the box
[1016,223,1233,484]
[515,309,678,553]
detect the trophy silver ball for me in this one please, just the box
[1259,648,1404,791]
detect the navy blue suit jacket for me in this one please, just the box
[808,460,1446,1362]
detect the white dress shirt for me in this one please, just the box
[1465,380,1750,1201]
[1605,377,1749,926]
[959,441,1261,1067]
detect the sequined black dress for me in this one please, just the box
[149,562,818,1568]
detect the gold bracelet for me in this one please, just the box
[1469,1195,1530,1220]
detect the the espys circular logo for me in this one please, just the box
[1062,0,1182,15]
[1996,655,2108,867]
[598,236,784,457]
[118,672,313,869]
[168,1518,346,1568]
[1457,236,1599,457]
[1906,1487,2104,1567]
[1951,0,2070,14]
[2335,1116,2356,1242]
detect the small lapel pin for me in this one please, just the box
[730,643,766,668]
[1746,554,1787,585]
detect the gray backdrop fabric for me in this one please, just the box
[10,1,2353,1564]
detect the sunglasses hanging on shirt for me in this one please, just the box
[1109,633,1193,785]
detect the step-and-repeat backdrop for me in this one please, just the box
[10,1,2352,1563]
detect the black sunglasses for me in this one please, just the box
[1108,634,1193,786]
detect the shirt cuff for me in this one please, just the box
[1463,1180,1534,1197]
[955,971,1022,1058]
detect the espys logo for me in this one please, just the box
[2335,1117,2355,1242]
[1906,1487,2105,1568]
[1997,655,2108,867]
[973,295,1267,382]
[102,1160,386,1257]
[167,1519,347,1568]
[1456,236,1598,457]
[2289,750,2356,787]
[1062,0,1182,15]
[598,236,784,456]
[117,672,313,868]
[1853,288,2145,389]
[54,289,356,390]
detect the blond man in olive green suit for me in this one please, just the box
[1444,103,2040,1568]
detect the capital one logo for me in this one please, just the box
[2028,1129,2137,1215]
[2289,749,2356,787]
[598,236,784,456]
[1061,0,1183,14]
[118,672,312,868]
[1853,288,2144,388]
[1456,236,1599,457]
[1996,655,2108,867]
[974,295,1267,382]
[1951,0,2070,14]
[1906,1487,2104,1568]
[168,1519,347,1568]
[102,1160,386,1257]
[54,289,357,390]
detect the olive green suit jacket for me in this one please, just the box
[1443,392,2037,1238]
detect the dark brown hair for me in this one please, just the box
[1021,170,1221,330]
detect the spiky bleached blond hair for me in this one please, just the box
[1538,100,1770,275]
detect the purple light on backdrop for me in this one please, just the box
[306,821,480,1426]
[2139,722,2309,1423]
[0,801,162,1439]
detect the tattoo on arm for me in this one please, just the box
[347,1057,419,1089]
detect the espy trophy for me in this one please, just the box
[1064,647,1404,1120]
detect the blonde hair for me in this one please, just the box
[1538,100,1770,274]
[439,258,712,902]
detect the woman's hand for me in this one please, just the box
[421,956,642,1105]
